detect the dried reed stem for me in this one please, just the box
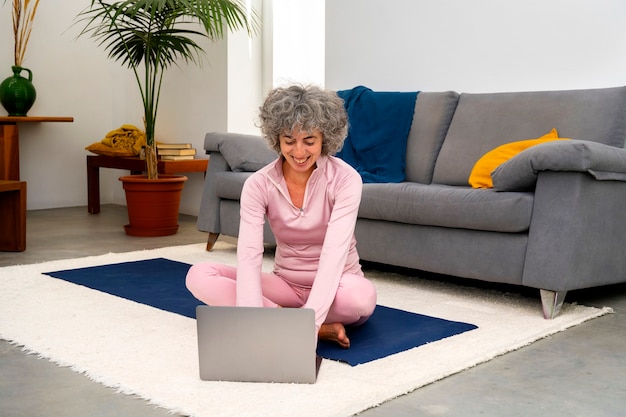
[12,0,41,67]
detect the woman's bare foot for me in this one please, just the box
[319,322,350,348]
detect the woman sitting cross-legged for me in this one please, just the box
[186,84,377,348]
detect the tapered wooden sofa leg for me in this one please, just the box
[206,232,220,251]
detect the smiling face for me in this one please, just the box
[279,128,323,179]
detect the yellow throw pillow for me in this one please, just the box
[468,129,567,188]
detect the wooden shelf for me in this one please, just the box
[0,116,74,180]
[0,116,74,123]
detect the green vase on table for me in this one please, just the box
[0,66,37,116]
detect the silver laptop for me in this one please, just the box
[196,305,320,383]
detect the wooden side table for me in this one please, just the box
[0,180,26,251]
[0,116,74,180]
[87,154,209,214]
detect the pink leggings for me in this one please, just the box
[186,262,377,326]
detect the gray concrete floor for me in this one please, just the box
[1,205,625,416]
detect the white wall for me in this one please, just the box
[227,0,264,135]
[271,0,325,87]
[325,0,626,93]
[0,0,262,215]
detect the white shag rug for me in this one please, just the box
[0,242,612,417]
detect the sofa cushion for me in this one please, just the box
[359,183,534,233]
[433,86,626,186]
[468,129,566,188]
[492,140,626,191]
[204,132,277,172]
[404,91,460,184]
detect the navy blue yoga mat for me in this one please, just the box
[45,258,477,366]
[317,305,477,365]
[46,258,197,318]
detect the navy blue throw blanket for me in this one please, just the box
[46,258,477,366]
[336,86,419,183]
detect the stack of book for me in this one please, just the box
[156,143,197,160]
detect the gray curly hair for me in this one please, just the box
[258,84,348,156]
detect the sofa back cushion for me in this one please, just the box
[404,91,460,184]
[432,86,626,186]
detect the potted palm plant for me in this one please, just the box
[77,0,257,236]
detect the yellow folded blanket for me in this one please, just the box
[101,124,146,154]
[85,124,147,157]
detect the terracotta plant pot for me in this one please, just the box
[119,174,188,237]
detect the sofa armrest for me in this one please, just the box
[204,132,277,172]
[523,171,626,291]
[491,140,626,191]
[197,152,229,234]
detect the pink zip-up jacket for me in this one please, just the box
[235,155,364,332]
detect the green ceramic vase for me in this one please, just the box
[0,66,37,116]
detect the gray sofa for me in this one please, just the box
[196,86,626,319]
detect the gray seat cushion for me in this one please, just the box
[359,183,534,233]
[215,172,534,233]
